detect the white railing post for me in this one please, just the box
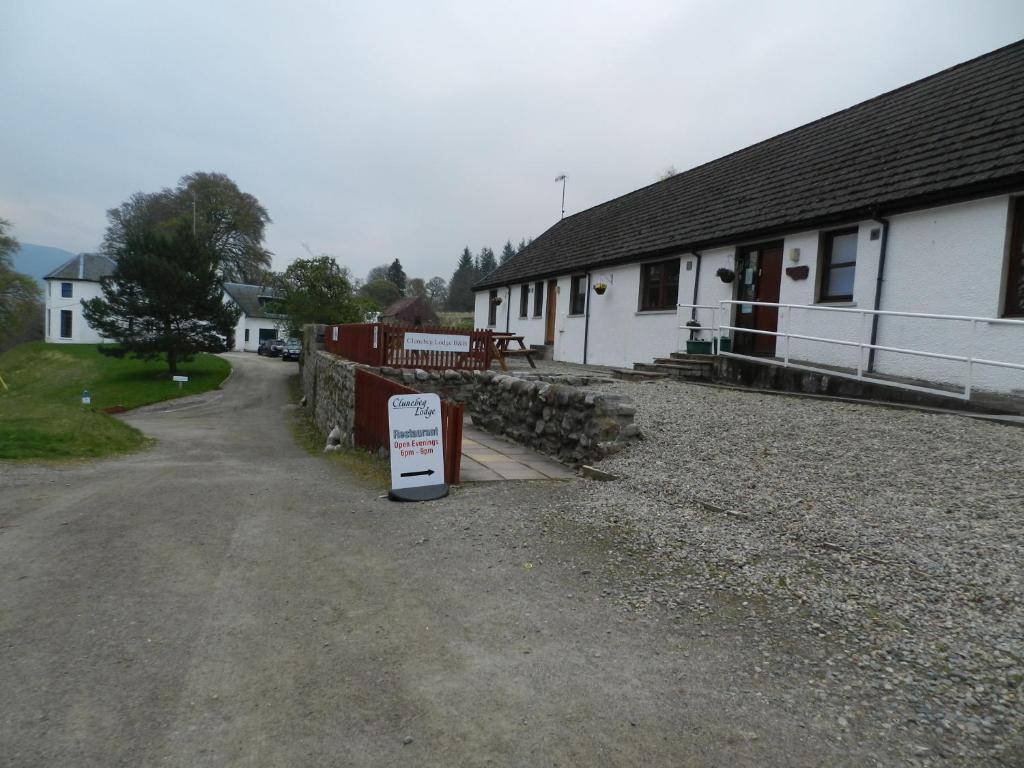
[857,311,867,377]
[783,306,791,365]
[965,319,977,399]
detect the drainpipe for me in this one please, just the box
[583,272,592,365]
[690,249,703,322]
[867,213,890,373]
[505,286,512,333]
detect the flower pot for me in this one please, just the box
[686,340,713,355]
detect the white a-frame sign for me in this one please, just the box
[387,392,449,501]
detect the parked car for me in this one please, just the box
[281,340,302,361]
[257,339,284,357]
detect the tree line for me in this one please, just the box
[357,238,531,313]
[41,171,531,372]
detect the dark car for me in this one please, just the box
[257,338,284,357]
[281,340,302,361]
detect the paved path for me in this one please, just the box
[460,426,577,482]
[0,353,896,767]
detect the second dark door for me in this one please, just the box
[733,243,783,356]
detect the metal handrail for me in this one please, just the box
[677,300,1023,400]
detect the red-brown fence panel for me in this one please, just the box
[325,323,493,371]
[353,367,463,485]
[324,323,384,365]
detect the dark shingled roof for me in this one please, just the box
[44,253,116,282]
[476,40,1024,290]
[222,282,283,319]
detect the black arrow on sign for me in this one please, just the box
[400,469,435,478]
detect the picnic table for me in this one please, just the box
[490,333,536,370]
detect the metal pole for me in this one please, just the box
[555,174,567,219]
[965,319,977,399]
[857,311,866,377]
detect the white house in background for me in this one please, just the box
[474,41,1024,396]
[43,253,115,344]
[222,282,286,352]
[42,255,283,352]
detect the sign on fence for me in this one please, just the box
[403,332,471,353]
[387,392,448,501]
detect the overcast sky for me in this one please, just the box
[2,1,1023,281]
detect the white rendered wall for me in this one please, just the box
[872,196,1021,393]
[693,196,1022,393]
[44,279,107,344]
[474,194,1023,392]
[231,314,285,352]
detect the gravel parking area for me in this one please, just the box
[543,375,1023,765]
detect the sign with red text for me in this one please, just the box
[387,393,445,493]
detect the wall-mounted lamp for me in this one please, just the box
[789,248,801,263]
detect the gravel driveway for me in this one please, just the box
[550,376,1024,765]
[0,353,921,767]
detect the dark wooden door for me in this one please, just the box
[1004,197,1024,316]
[545,280,557,344]
[733,242,783,356]
[753,246,783,355]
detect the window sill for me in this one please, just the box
[635,308,677,315]
[566,313,585,318]
[816,300,856,307]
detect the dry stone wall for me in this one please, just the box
[302,350,358,447]
[299,321,642,466]
[372,367,640,466]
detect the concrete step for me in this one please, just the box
[668,352,719,362]
[653,356,715,368]
[634,361,714,381]
[612,368,669,381]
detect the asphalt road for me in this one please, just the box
[1,353,896,767]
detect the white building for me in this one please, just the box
[474,42,1024,396]
[43,253,115,344]
[42,255,284,352]
[222,282,287,352]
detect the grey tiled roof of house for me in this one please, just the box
[222,282,283,319]
[476,40,1024,290]
[44,253,116,282]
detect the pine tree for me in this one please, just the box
[385,258,407,295]
[478,246,498,277]
[82,223,240,374]
[500,240,516,265]
[447,247,477,311]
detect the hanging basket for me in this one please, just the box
[593,283,608,295]
[490,296,503,306]
[716,268,736,283]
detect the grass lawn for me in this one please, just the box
[0,343,231,460]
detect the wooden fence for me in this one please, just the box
[353,368,463,485]
[325,323,494,371]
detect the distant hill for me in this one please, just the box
[11,244,80,287]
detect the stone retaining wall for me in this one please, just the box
[299,326,642,465]
[371,367,640,466]
[302,350,358,447]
